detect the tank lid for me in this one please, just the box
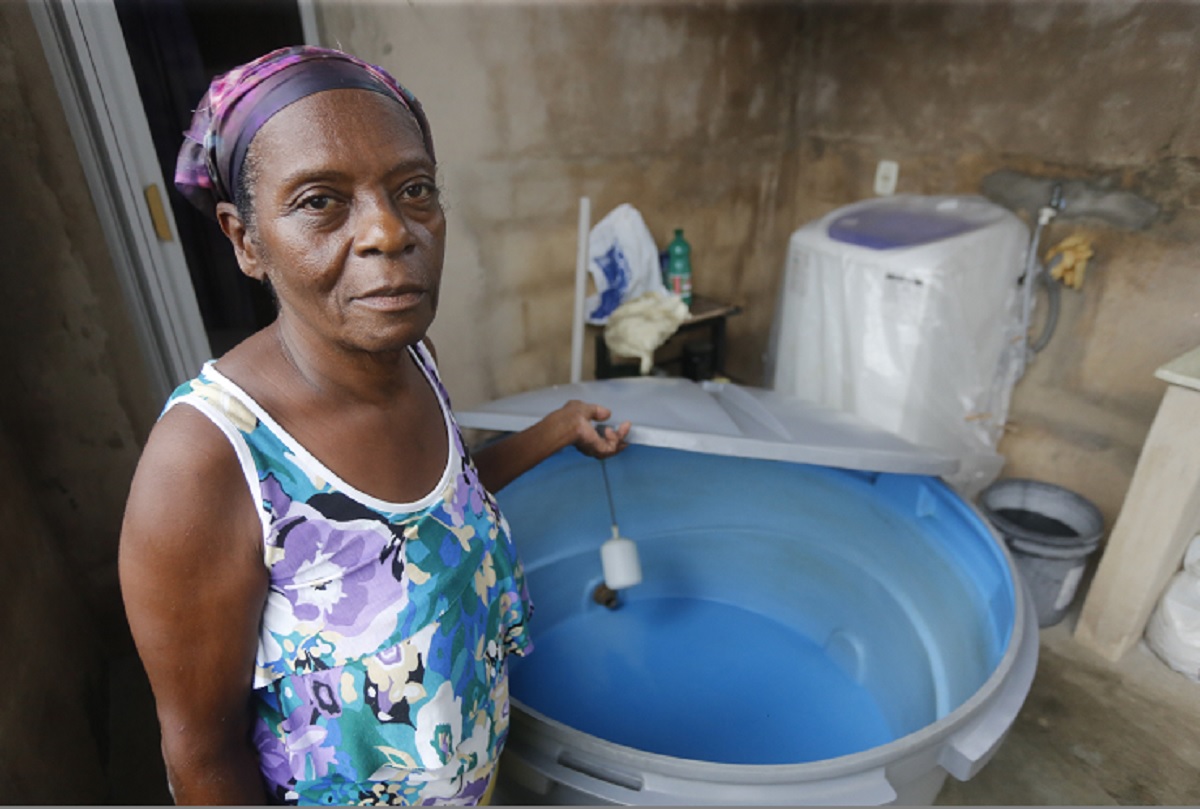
[455,377,958,476]
[827,195,1005,250]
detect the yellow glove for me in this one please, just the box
[1044,234,1094,290]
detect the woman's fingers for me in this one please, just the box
[561,400,630,459]
[609,420,631,447]
[581,418,630,458]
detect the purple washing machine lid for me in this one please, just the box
[827,207,988,250]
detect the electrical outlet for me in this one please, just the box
[874,160,899,196]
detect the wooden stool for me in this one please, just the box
[1075,344,1200,660]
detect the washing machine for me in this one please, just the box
[764,195,1029,496]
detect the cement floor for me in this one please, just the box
[936,619,1200,806]
[107,619,1200,805]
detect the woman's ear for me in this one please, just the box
[215,201,265,282]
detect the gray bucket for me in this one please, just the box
[978,479,1105,628]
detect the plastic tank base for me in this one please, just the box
[494,446,1038,806]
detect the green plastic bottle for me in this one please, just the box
[664,229,693,308]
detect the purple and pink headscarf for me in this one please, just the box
[175,45,435,217]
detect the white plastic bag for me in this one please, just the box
[586,204,667,325]
[1145,535,1200,682]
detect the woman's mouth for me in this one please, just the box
[354,289,426,312]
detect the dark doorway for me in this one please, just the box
[114,0,306,357]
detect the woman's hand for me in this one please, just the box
[472,399,631,492]
[552,399,631,460]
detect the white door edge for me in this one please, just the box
[298,0,321,46]
[28,0,211,401]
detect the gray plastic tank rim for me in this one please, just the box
[500,467,1038,805]
[509,597,1029,788]
[506,511,1034,786]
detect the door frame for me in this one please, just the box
[28,0,319,400]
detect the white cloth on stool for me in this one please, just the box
[603,292,690,374]
[1146,534,1200,682]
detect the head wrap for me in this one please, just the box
[175,45,435,217]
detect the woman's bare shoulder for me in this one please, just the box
[141,402,243,483]
[121,403,262,566]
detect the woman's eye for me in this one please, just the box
[400,182,437,202]
[299,194,334,211]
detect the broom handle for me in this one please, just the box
[571,196,591,384]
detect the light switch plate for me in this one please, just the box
[875,160,899,196]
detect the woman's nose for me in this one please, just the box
[354,196,415,256]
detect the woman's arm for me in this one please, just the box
[472,400,630,493]
[420,336,629,492]
[119,406,270,805]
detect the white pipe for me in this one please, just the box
[1017,204,1057,378]
[570,196,591,384]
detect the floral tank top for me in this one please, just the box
[163,343,533,805]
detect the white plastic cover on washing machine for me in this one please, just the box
[764,195,1029,497]
[454,376,958,477]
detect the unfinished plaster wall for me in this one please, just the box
[792,1,1200,525]
[0,417,107,803]
[0,2,158,632]
[317,2,804,405]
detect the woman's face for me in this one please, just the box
[220,88,445,356]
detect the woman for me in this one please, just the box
[119,46,629,805]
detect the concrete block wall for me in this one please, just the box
[322,0,1200,527]
[791,1,1200,527]
[0,0,1197,800]
[0,0,1186,638]
[318,2,806,403]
